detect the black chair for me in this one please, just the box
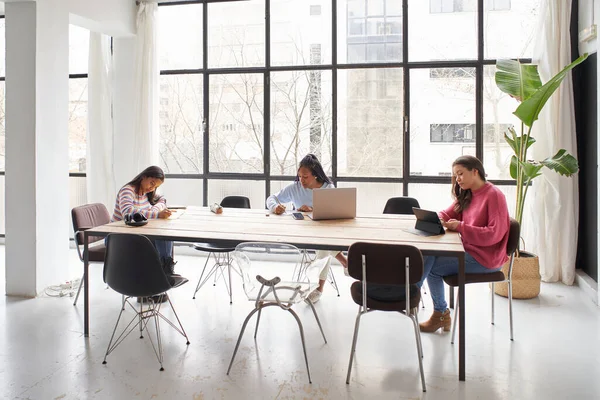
[192,195,251,303]
[102,233,190,371]
[445,218,520,342]
[71,203,111,306]
[345,242,426,392]
[383,197,421,215]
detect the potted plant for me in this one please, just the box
[492,53,588,298]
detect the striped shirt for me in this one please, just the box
[111,184,167,222]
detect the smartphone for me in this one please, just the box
[292,212,304,220]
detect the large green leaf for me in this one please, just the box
[504,127,535,157]
[520,161,543,180]
[509,155,519,180]
[495,59,542,101]
[515,53,588,127]
[540,149,579,176]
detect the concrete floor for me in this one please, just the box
[0,246,599,400]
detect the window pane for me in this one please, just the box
[270,70,332,176]
[409,0,476,61]
[386,0,402,16]
[159,74,204,174]
[208,0,265,68]
[209,73,264,173]
[483,65,519,179]
[69,78,88,173]
[207,179,265,210]
[408,183,454,211]
[271,0,332,66]
[338,68,403,177]
[0,19,5,77]
[409,68,475,176]
[0,82,4,171]
[338,0,403,63]
[484,0,539,59]
[338,181,402,214]
[160,177,204,207]
[158,4,203,70]
[69,25,89,75]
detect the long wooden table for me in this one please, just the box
[83,207,468,380]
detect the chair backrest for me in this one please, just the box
[72,203,111,246]
[347,242,424,285]
[103,233,171,297]
[507,218,520,256]
[221,196,251,209]
[382,197,420,215]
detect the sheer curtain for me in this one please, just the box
[522,0,578,285]
[133,1,159,172]
[87,32,116,211]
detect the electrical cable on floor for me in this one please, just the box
[43,279,81,298]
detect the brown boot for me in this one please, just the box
[419,309,451,333]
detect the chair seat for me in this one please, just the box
[443,271,506,287]
[350,282,421,312]
[86,243,107,262]
[193,242,236,253]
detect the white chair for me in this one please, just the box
[226,242,329,383]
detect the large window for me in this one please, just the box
[68,24,89,173]
[156,0,541,210]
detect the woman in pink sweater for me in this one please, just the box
[419,155,510,333]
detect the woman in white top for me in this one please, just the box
[266,154,348,303]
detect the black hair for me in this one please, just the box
[126,165,165,206]
[451,155,487,213]
[294,154,332,185]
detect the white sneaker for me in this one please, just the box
[307,289,322,303]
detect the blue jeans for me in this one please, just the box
[153,240,174,263]
[418,254,502,312]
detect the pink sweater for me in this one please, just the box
[439,182,510,269]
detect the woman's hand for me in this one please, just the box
[274,204,286,215]
[441,219,461,231]
[297,205,313,212]
[158,209,172,219]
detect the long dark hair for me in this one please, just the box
[126,165,165,205]
[452,155,486,213]
[294,154,332,185]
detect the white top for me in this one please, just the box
[266,181,335,212]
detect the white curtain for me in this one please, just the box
[523,0,578,285]
[133,1,159,172]
[87,32,116,211]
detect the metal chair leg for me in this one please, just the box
[287,308,312,384]
[346,308,363,384]
[73,273,85,306]
[328,266,340,297]
[450,300,459,344]
[491,282,496,325]
[193,255,213,299]
[410,313,427,392]
[305,299,327,343]
[508,280,514,341]
[413,308,424,359]
[227,253,233,304]
[227,307,262,375]
[254,307,262,339]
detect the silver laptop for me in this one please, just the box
[308,187,357,220]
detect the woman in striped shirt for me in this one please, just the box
[111,166,177,278]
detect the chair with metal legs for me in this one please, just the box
[71,203,111,306]
[345,241,426,392]
[227,242,329,383]
[192,196,251,302]
[445,218,520,342]
[101,233,190,371]
[296,249,341,296]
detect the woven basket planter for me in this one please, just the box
[493,250,541,299]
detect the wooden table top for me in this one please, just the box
[86,207,464,254]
